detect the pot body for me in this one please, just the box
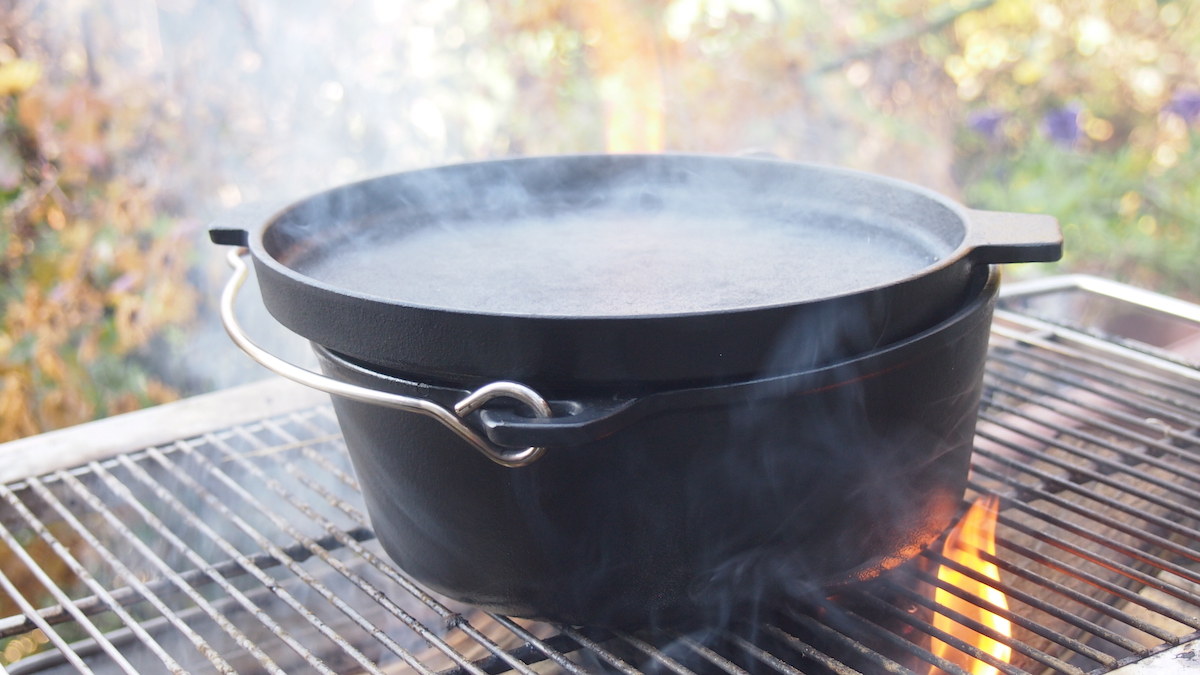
[314,268,999,626]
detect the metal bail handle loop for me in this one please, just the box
[219,248,552,467]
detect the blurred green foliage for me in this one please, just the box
[941,0,1200,296]
[963,130,1200,296]
[0,54,193,443]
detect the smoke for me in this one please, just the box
[24,0,536,392]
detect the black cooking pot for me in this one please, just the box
[310,265,998,626]
[209,155,1060,626]
[210,154,1059,389]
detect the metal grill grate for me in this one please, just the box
[2,281,1200,675]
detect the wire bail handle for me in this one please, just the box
[219,248,552,467]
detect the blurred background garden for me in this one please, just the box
[1,0,1197,443]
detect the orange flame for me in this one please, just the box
[930,495,1012,675]
[577,0,665,153]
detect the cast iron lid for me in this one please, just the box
[210,154,1060,388]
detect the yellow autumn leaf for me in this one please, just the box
[0,59,42,96]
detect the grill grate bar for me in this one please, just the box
[989,347,1200,421]
[980,399,1200,493]
[2,577,326,675]
[730,627,861,675]
[143,442,439,675]
[0,498,142,674]
[995,513,1200,630]
[988,351,1200,427]
[969,443,1200,548]
[969,526,1180,644]
[0,416,317,498]
[208,425,547,675]
[7,478,193,675]
[991,533,1187,642]
[0,525,376,640]
[778,612,918,675]
[120,447,389,674]
[612,631,698,675]
[988,323,1200,394]
[980,388,1200,485]
[917,543,1147,656]
[838,590,1003,675]
[992,310,1200,383]
[974,429,1200,533]
[250,414,592,675]
[979,415,1200,521]
[85,456,327,674]
[555,625,642,675]
[435,634,586,675]
[983,371,1200,458]
[974,481,1200,591]
[27,513,364,675]
[0,564,95,674]
[970,467,1200,575]
[667,632,752,675]
[896,560,1120,668]
[879,578,1083,675]
[488,616,591,675]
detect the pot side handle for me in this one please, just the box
[963,209,1063,264]
[208,200,291,247]
[215,247,558,467]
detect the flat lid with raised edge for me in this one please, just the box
[247,155,978,386]
[269,156,965,319]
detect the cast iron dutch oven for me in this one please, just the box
[210,154,1061,626]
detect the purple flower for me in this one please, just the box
[1165,89,1200,123]
[1042,104,1081,145]
[967,109,1005,139]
